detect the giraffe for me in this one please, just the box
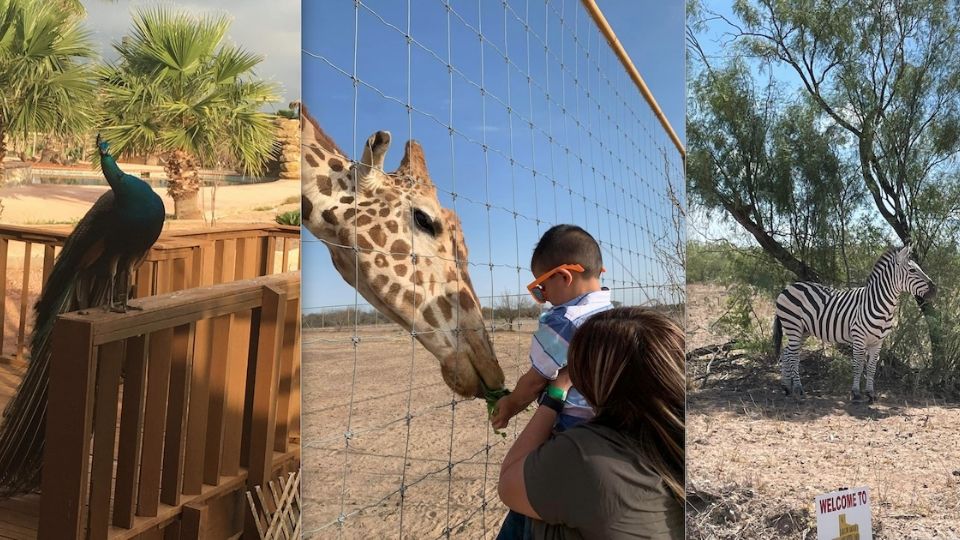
[300,106,506,399]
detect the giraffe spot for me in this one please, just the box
[384,191,398,202]
[366,208,377,216]
[372,274,389,290]
[386,283,402,304]
[344,208,357,221]
[340,196,354,204]
[370,225,387,247]
[379,207,391,218]
[413,271,424,285]
[305,153,319,167]
[321,209,338,225]
[459,290,476,312]
[437,296,453,320]
[337,178,348,190]
[317,175,332,196]
[360,261,372,275]
[374,253,388,267]
[403,290,424,308]
[429,281,436,294]
[390,239,410,260]
[386,221,398,234]
[394,264,408,277]
[329,158,344,171]
[423,307,439,328]
[424,258,432,266]
[357,235,373,251]
[302,196,313,221]
[359,200,375,207]
[338,229,351,245]
[357,214,373,227]
[446,268,457,282]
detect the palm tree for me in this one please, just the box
[99,6,279,219]
[0,0,96,180]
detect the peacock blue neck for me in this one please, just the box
[101,153,154,198]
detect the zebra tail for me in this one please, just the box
[773,316,783,356]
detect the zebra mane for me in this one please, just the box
[867,247,904,284]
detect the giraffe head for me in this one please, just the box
[301,107,506,398]
[872,245,937,304]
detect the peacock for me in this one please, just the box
[0,135,166,495]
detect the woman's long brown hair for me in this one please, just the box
[567,307,685,503]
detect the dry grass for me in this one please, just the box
[687,283,960,539]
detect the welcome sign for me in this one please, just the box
[815,487,872,540]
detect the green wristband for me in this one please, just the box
[546,385,567,401]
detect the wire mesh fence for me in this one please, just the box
[301,0,684,537]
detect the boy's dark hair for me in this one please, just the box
[531,224,603,277]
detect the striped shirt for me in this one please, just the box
[530,289,613,419]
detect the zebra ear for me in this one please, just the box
[896,245,912,264]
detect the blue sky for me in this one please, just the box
[302,0,685,311]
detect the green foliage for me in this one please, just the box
[714,284,768,352]
[275,210,300,226]
[0,0,96,155]
[687,241,791,294]
[98,6,279,175]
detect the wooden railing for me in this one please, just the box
[0,224,300,362]
[39,272,301,539]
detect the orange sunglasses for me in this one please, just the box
[526,264,586,303]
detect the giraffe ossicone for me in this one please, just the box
[301,105,507,399]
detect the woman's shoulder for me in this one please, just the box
[559,423,667,483]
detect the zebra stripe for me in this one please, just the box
[773,246,936,402]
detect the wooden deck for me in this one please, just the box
[0,362,300,540]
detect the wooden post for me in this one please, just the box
[88,340,125,539]
[41,244,55,288]
[137,328,174,517]
[203,315,232,486]
[161,323,195,506]
[17,242,31,359]
[244,285,286,538]
[38,318,97,540]
[0,238,7,356]
[135,261,156,299]
[220,309,250,477]
[274,297,300,452]
[183,318,213,495]
[113,334,149,528]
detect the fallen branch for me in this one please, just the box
[687,340,738,359]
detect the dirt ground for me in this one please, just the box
[0,180,299,357]
[301,319,539,539]
[686,283,960,539]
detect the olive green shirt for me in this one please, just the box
[524,422,683,540]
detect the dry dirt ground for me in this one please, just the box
[686,283,960,539]
[301,320,539,539]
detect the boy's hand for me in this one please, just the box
[490,395,516,430]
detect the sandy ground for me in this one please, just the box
[0,179,300,224]
[686,283,960,539]
[0,180,299,357]
[301,320,539,539]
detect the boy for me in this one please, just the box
[491,224,612,432]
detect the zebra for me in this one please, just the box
[773,246,936,402]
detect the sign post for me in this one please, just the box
[815,486,872,540]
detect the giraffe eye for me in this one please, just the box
[413,209,437,236]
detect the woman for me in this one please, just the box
[498,307,684,539]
